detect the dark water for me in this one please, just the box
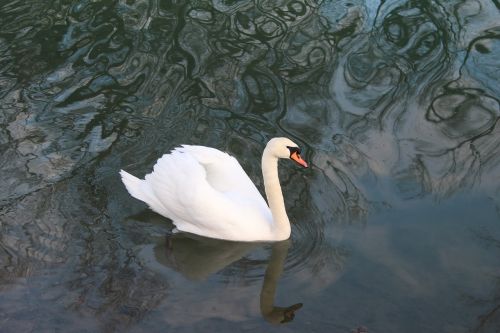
[1,0,499,332]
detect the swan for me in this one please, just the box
[120,137,308,242]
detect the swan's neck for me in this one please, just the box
[262,150,291,241]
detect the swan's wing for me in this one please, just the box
[177,145,263,198]
[143,146,272,240]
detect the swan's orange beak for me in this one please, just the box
[290,151,308,168]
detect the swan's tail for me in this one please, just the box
[120,170,142,198]
[120,170,169,216]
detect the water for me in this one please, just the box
[0,0,499,331]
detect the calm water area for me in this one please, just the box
[1,0,499,332]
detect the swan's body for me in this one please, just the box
[120,137,307,242]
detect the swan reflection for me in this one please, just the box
[153,234,303,324]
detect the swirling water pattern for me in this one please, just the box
[0,0,499,332]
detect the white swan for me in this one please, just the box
[120,137,308,242]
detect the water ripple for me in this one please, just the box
[0,0,499,330]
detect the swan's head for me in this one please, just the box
[266,137,308,168]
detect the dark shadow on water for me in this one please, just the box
[153,233,303,324]
[154,233,262,281]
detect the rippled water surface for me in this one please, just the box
[1,0,499,332]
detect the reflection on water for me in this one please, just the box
[0,0,499,331]
[153,233,264,281]
[258,241,303,324]
[150,234,303,324]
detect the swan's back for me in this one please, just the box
[120,145,273,241]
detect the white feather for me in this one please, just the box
[120,138,304,242]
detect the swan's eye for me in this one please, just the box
[287,146,301,156]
